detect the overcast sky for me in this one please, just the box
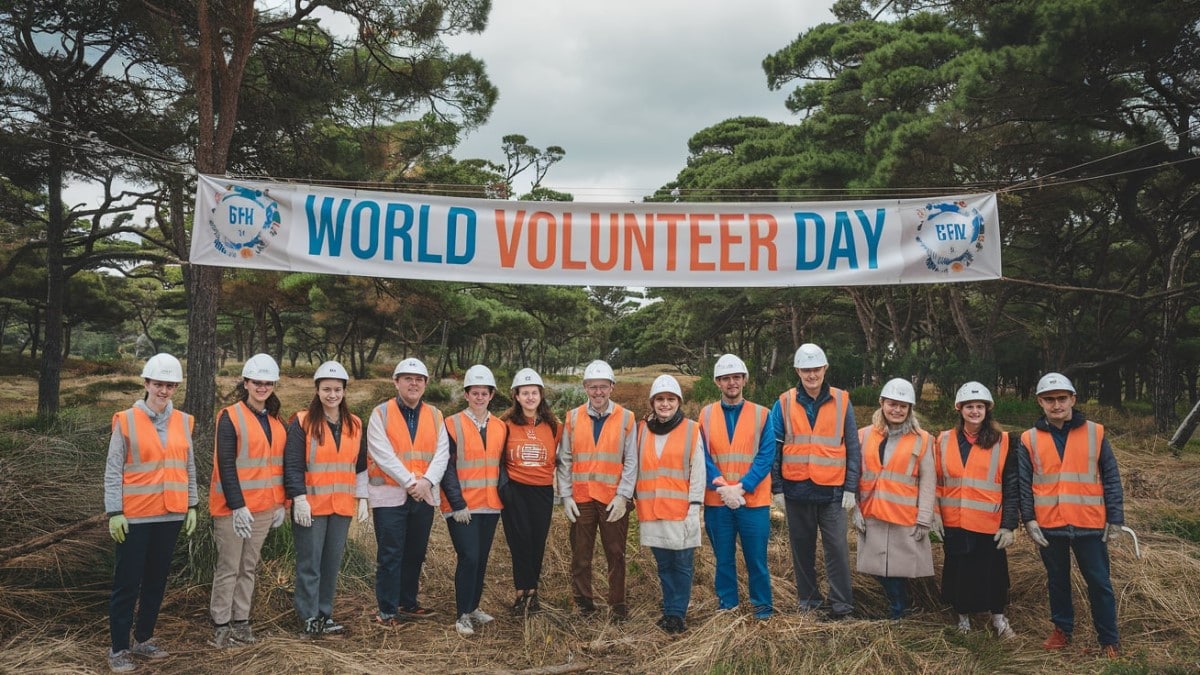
[445,1,836,202]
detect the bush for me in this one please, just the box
[551,384,588,418]
[849,384,882,407]
[423,380,451,403]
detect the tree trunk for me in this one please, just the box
[1169,397,1200,457]
[37,105,66,420]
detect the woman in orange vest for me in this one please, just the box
[283,361,363,635]
[934,382,1019,637]
[637,375,706,635]
[104,354,197,673]
[852,378,935,620]
[500,367,560,616]
[208,353,286,648]
[441,364,505,636]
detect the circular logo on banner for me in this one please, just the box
[914,200,985,273]
[206,184,280,259]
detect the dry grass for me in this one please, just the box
[1,367,1199,673]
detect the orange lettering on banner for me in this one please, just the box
[749,214,779,270]
[718,214,745,271]
[560,213,586,270]
[591,214,619,271]
[528,211,556,270]
[495,210,523,268]
[624,214,654,271]
[689,213,716,272]
[660,213,685,271]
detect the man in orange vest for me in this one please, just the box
[699,354,774,620]
[768,343,861,620]
[360,357,450,625]
[1020,372,1124,658]
[557,359,638,620]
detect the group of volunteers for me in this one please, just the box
[103,343,1127,671]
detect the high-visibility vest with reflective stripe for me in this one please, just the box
[366,400,443,486]
[858,427,932,526]
[114,407,193,518]
[567,404,635,504]
[209,402,285,516]
[635,419,700,522]
[294,411,361,517]
[441,412,504,513]
[935,430,1008,534]
[779,387,849,486]
[1021,422,1106,529]
[503,418,558,486]
[699,402,771,507]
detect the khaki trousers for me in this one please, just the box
[210,510,274,624]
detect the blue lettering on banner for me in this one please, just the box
[304,195,478,264]
[351,201,381,258]
[793,208,885,270]
[385,203,414,261]
[446,206,476,265]
[306,196,349,256]
[229,206,255,225]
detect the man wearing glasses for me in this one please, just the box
[1019,372,1124,659]
[557,359,638,621]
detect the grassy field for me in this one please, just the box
[1,363,1199,674]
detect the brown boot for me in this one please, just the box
[1042,627,1071,650]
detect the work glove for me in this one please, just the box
[562,497,580,523]
[685,503,701,540]
[1024,520,1049,548]
[356,498,374,533]
[1101,523,1122,543]
[605,495,628,523]
[841,492,856,511]
[108,514,129,544]
[852,507,867,534]
[993,528,1015,549]
[772,493,785,511]
[293,495,312,527]
[409,477,434,504]
[184,507,198,537]
[271,507,286,529]
[232,507,254,539]
[717,484,745,509]
[932,512,945,541]
[452,508,472,524]
[912,524,930,541]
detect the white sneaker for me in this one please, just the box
[108,649,135,673]
[455,614,475,636]
[129,637,169,659]
[956,614,971,633]
[992,615,1016,639]
[469,608,494,625]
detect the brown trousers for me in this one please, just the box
[569,498,629,608]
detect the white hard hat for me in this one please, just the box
[713,354,748,379]
[242,353,280,381]
[463,364,497,389]
[583,359,615,383]
[393,357,429,378]
[314,360,349,382]
[141,353,183,383]
[954,381,993,407]
[648,374,683,401]
[793,343,828,368]
[880,378,916,405]
[511,367,544,389]
[1036,372,1075,395]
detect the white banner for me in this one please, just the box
[190,175,1001,287]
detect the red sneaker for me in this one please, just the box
[1042,627,1071,650]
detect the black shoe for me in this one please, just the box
[610,604,629,623]
[655,615,670,631]
[666,615,687,634]
[302,616,324,635]
[511,595,528,616]
[575,597,596,616]
[822,610,852,622]
[319,613,344,634]
[526,595,541,613]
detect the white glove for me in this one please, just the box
[772,493,785,511]
[1101,523,1122,543]
[605,495,628,523]
[452,508,472,524]
[357,498,374,532]
[409,477,434,504]
[912,524,930,541]
[562,497,580,523]
[932,512,945,540]
[841,492,856,510]
[717,484,745,509]
[993,528,1015,549]
[852,507,866,534]
[232,507,254,539]
[1025,520,1049,547]
[292,495,312,527]
[271,507,286,529]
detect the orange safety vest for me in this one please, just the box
[1021,422,1106,529]
[114,407,193,518]
[209,402,285,516]
[699,402,771,507]
[858,426,932,527]
[294,411,361,517]
[441,412,504,512]
[366,399,443,486]
[935,430,1008,534]
[779,387,849,486]
[635,419,700,522]
[503,418,559,486]
[566,404,636,504]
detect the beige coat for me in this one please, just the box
[855,426,936,578]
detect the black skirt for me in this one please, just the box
[940,528,1010,614]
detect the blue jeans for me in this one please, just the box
[704,504,773,617]
[293,514,351,620]
[784,499,853,614]
[650,547,695,619]
[109,520,183,652]
[446,513,499,616]
[1039,534,1119,646]
[373,500,435,615]
[877,576,909,619]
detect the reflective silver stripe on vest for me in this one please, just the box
[307,482,356,496]
[125,410,143,465]
[870,491,919,507]
[126,459,188,473]
[939,496,1002,512]
[213,477,278,494]
[1033,493,1106,507]
[449,414,495,470]
[781,389,845,446]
